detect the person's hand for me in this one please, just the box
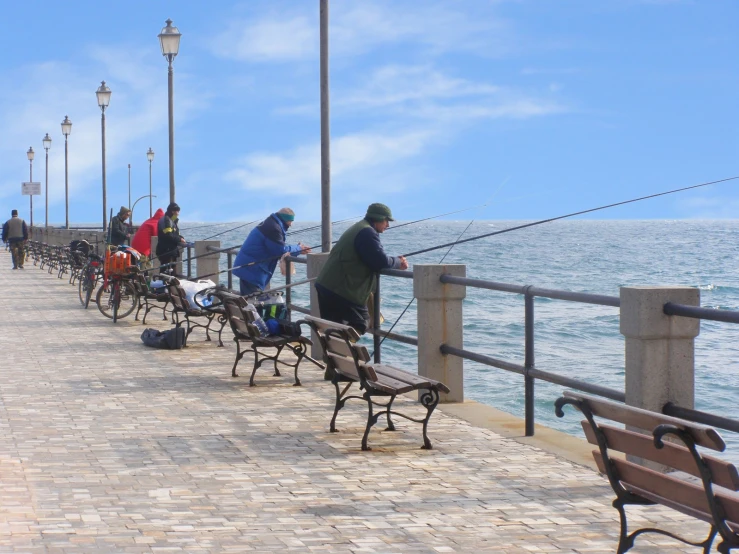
[180,237,186,243]
[398,256,409,270]
[298,242,312,254]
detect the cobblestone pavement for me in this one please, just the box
[0,251,713,552]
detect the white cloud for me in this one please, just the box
[0,45,207,218]
[224,129,435,195]
[209,1,509,62]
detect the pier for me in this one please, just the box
[0,249,712,552]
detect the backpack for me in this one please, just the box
[141,327,187,349]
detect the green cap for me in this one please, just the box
[365,203,394,222]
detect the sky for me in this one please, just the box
[0,0,737,226]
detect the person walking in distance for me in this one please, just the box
[2,209,29,269]
[315,203,408,335]
[156,203,186,275]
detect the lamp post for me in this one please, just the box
[61,116,72,229]
[127,163,131,210]
[146,147,155,217]
[42,134,51,227]
[27,147,34,228]
[96,81,112,233]
[158,19,181,206]
[131,194,156,228]
[320,0,331,252]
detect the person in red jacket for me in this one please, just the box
[131,208,164,269]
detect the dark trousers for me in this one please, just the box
[315,284,369,335]
[239,279,263,297]
[157,253,178,275]
[9,241,25,268]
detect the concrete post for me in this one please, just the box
[620,286,700,414]
[194,241,220,281]
[414,264,466,403]
[307,252,330,362]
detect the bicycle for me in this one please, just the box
[96,248,140,323]
[96,269,139,323]
[78,252,104,309]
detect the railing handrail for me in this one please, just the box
[439,274,620,307]
[664,301,739,324]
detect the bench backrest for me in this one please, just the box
[303,317,375,382]
[558,390,739,527]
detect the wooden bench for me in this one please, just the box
[220,294,316,386]
[166,279,217,342]
[305,315,450,451]
[131,274,171,325]
[555,390,739,553]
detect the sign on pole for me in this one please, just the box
[22,182,41,196]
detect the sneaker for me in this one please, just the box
[19,266,24,269]
[12,267,17,270]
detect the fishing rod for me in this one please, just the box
[179,221,241,232]
[194,199,504,282]
[401,175,739,258]
[286,215,362,237]
[202,219,259,241]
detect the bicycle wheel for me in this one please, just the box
[84,274,96,309]
[78,272,88,305]
[96,282,115,319]
[112,283,119,323]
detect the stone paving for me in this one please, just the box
[0,250,713,553]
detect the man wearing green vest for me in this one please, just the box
[315,203,408,334]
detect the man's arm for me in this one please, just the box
[2,222,7,243]
[354,228,401,271]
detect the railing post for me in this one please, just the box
[227,252,233,290]
[620,286,700,414]
[194,241,220,281]
[285,258,292,322]
[307,252,331,374]
[524,288,535,436]
[414,264,466,403]
[186,246,192,278]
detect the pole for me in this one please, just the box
[64,135,69,229]
[319,0,331,252]
[128,164,131,209]
[45,149,49,227]
[149,159,153,218]
[29,158,33,228]
[101,110,107,234]
[167,58,175,205]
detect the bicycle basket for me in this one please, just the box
[104,250,134,275]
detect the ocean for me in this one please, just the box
[182,219,739,456]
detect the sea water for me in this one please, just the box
[183,219,739,455]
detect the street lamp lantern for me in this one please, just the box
[61,116,72,229]
[61,116,72,137]
[96,80,112,110]
[146,147,155,163]
[43,134,51,227]
[27,146,34,161]
[158,19,181,60]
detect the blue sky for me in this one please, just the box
[1,0,737,225]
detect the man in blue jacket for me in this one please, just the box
[233,208,310,296]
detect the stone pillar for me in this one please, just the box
[307,252,330,361]
[620,286,700,413]
[414,264,466,403]
[195,241,220,282]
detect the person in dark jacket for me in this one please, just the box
[109,206,132,246]
[315,203,408,334]
[156,203,186,273]
[233,208,310,296]
[2,209,29,269]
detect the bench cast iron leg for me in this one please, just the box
[419,388,441,449]
[232,340,245,377]
[386,395,396,431]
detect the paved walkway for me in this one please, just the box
[0,250,711,553]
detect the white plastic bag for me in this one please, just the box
[179,279,216,308]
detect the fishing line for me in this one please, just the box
[370,179,510,355]
[402,175,739,258]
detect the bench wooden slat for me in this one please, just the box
[328,353,380,384]
[565,391,725,451]
[372,364,451,393]
[325,335,370,362]
[582,422,739,491]
[304,315,360,340]
[593,452,739,525]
